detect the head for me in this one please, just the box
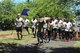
[66,19,69,23]
[50,18,53,23]
[52,17,54,21]
[68,19,71,22]
[39,18,42,22]
[58,18,60,21]
[63,18,66,22]
[33,17,35,20]
[56,17,58,19]
[24,18,26,20]
[44,15,47,17]
[17,13,21,18]
[70,19,73,22]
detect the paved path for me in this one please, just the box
[27,40,78,53]
[0,38,79,53]
[40,40,76,53]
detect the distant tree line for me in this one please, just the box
[0,0,80,30]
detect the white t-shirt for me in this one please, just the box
[65,22,72,31]
[31,19,37,28]
[43,23,47,29]
[63,22,67,28]
[16,17,23,27]
[73,22,75,26]
[54,19,58,23]
[58,20,63,27]
[50,21,53,25]
[65,22,68,31]
[67,22,72,29]
[53,19,58,29]
[23,19,30,27]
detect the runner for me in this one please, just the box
[15,13,24,40]
[71,19,76,40]
[62,19,67,40]
[46,19,52,43]
[43,20,48,43]
[58,18,63,39]
[51,18,55,40]
[65,19,72,42]
[23,18,30,34]
[52,17,58,40]
[37,18,44,45]
[31,17,37,38]
[68,20,73,40]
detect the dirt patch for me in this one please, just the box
[0,34,10,38]
[0,33,16,38]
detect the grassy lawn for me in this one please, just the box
[0,30,37,45]
[74,41,80,47]
[0,30,15,34]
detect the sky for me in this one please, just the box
[0,0,27,3]
[13,0,27,3]
[13,0,33,3]
[0,0,2,2]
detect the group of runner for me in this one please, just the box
[15,14,76,44]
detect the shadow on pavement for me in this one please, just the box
[0,43,45,53]
[49,47,80,53]
[0,42,80,53]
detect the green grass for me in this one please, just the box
[0,30,16,34]
[74,41,80,47]
[0,30,36,45]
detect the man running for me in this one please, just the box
[37,18,44,45]
[52,17,58,40]
[65,19,72,42]
[15,13,24,40]
[58,18,63,39]
[62,19,67,40]
[23,18,30,34]
[31,17,37,38]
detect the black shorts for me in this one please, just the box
[69,31,73,34]
[48,30,51,36]
[37,31,44,38]
[72,31,76,37]
[65,31,69,38]
[16,27,22,32]
[58,28,62,34]
[52,28,57,32]
[24,27,29,31]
